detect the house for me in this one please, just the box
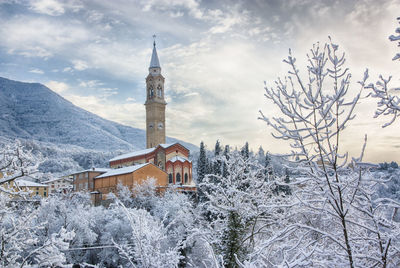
[1,179,49,198]
[70,168,110,192]
[43,175,73,195]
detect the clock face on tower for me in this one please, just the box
[158,122,163,129]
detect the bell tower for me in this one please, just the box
[145,36,166,148]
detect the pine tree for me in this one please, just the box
[257,146,265,165]
[197,141,207,183]
[240,142,249,159]
[213,140,222,175]
[222,145,230,178]
[264,152,274,179]
[283,168,292,195]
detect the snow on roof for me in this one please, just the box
[70,168,110,175]
[109,142,189,163]
[149,41,160,68]
[109,148,155,162]
[159,143,175,148]
[159,142,189,151]
[169,156,191,163]
[42,177,73,184]
[95,163,150,179]
[15,179,48,187]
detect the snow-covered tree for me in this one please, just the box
[240,142,250,159]
[197,141,208,183]
[113,200,181,268]
[200,151,279,267]
[367,76,400,127]
[389,17,400,61]
[0,139,41,195]
[213,140,222,176]
[257,39,400,267]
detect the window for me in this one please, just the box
[184,173,188,184]
[176,173,181,184]
[44,192,46,197]
[168,174,173,184]
[36,187,39,190]
[36,192,39,195]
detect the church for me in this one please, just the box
[84,39,196,201]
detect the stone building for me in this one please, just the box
[71,168,109,192]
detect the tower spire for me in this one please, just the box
[149,34,160,69]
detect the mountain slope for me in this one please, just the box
[0,77,196,152]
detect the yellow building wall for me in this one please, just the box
[2,181,48,198]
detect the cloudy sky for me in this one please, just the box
[0,0,399,163]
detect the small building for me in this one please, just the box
[43,175,73,195]
[93,163,167,202]
[2,179,49,198]
[70,168,110,192]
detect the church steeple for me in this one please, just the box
[149,37,160,69]
[145,35,166,148]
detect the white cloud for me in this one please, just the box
[72,59,89,71]
[79,80,103,88]
[29,0,65,16]
[64,93,145,128]
[28,0,83,16]
[29,68,44,74]
[0,17,91,59]
[45,80,69,93]
[62,67,72,72]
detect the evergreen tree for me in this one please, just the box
[197,141,207,183]
[283,168,292,195]
[257,146,265,165]
[240,142,249,159]
[264,152,274,179]
[222,145,230,178]
[221,211,246,268]
[213,140,222,175]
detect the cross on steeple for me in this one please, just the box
[153,34,156,47]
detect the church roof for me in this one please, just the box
[149,41,160,68]
[95,163,150,179]
[109,148,155,162]
[109,143,190,163]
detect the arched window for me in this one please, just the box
[150,88,154,98]
[168,174,173,184]
[157,88,162,97]
[176,173,181,184]
[184,173,188,184]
